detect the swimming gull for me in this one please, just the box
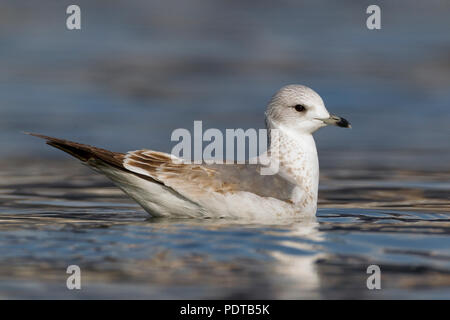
[27,84,350,219]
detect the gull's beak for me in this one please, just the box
[319,115,351,128]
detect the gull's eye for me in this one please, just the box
[294,104,306,112]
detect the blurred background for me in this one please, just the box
[1,0,449,170]
[0,0,450,300]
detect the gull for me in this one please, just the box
[28,85,350,219]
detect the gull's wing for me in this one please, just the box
[26,133,164,185]
[124,150,295,202]
[27,133,294,203]
[26,132,126,166]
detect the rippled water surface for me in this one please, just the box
[1,161,449,299]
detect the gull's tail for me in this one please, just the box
[26,132,196,217]
[25,132,126,169]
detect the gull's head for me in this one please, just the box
[265,84,350,134]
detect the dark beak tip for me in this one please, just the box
[337,117,351,128]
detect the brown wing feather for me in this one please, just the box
[124,150,224,193]
[26,132,125,168]
[124,150,295,201]
[28,133,294,203]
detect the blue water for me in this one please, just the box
[0,162,448,299]
[0,1,449,299]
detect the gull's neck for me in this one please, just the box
[266,120,319,213]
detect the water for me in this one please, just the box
[0,1,450,299]
[0,161,449,299]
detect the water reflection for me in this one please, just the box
[267,218,324,299]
